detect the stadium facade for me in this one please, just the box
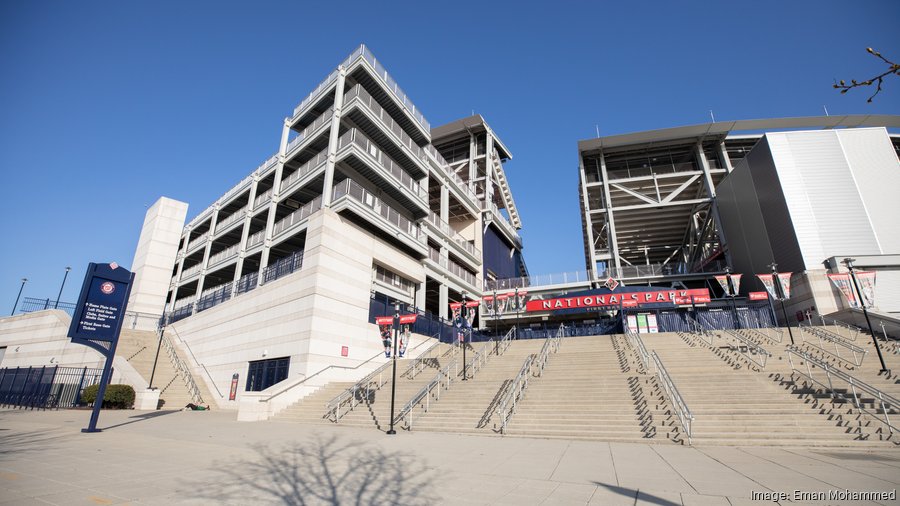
[576,117,900,322]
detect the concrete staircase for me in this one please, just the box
[114,329,215,409]
[276,344,456,430]
[504,334,679,443]
[402,339,545,434]
[646,330,889,446]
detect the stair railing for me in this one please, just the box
[464,341,492,380]
[798,325,867,367]
[787,347,897,435]
[495,354,535,434]
[533,324,563,377]
[159,329,204,404]
[396,357,460,430]
[651,351,694,445]
[625,329,650,371]
[813,316,862,341]
[494,327,516,356]
[756,321,784,343]
[402,336,442,380]
[721,328,772,370]
[688,317,714,345]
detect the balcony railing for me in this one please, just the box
[285,106,334,156]
[181,263,202,280]
[253,188,273,210]
[424,144,480,206]
[292,69,339,120]
[337,129,426,201]
[428,245,445,267]
[196,281,233,313]
[246,229,265,249]
[215,206,247,234]
[488,202,522,247]
[332,179,424,243]
[426,211,480,259]
[207,243,240,268]
[356,46,430,133]
[344,84,428,167]
[262,250,305,284]
[448,259,477,288]
[187,232,209,252]
[272,196,323,237]
[280,151,328,194]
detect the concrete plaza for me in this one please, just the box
[0,408,898,505]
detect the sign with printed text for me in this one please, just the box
[525,288,711,312]
[749,291,769,301]
[68,263,134,344]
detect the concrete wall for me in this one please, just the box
[168,207,430,411]
[127,197,189,324]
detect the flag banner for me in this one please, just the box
[399,314,417,324]
[757,274,779,300]
[749,291,769,300]
[464,303,477,327]
[856,271,876,308]
[482,296,495,316]
[399,325,410,357]
[450,304,462,327]
[827,273,858,308]
[714,274,742,296]
[714,275,730,296]
[516,291,528,311]
[777,273,792,299]
[731,274,742,295]
[495,294,508,315]
[379,321,393,358]
[375,316,394,325]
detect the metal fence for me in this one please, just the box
[0,366,105,410]
[18,297,163,330]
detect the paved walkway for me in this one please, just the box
[0,408,898,505]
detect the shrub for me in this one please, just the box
[80,384,135,409]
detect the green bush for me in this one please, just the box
[80,384,135,409]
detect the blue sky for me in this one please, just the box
[2,0,898,309]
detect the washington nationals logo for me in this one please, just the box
[100,282,115,295]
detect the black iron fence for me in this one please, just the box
[0,366,105,410]
[18,297,77,316]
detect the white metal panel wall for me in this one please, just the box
[875,269,900,314]
[767,131,880,269]
[837,128,900,254]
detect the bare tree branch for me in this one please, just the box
[833,48,900,102]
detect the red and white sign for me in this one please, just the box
[100,281,115,295]
[621,299,639,308]
[399,314,418,324]
[525,289,711,312]
[749,291,769,301]
[757,272,792,300]
[341,346,349,357]
[375,316,394,325]
[604,277,619,291]
[714,274,742,296]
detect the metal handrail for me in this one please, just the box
[166,326,223,399]
[799,324,867,367]
[812,317,862,341]
[651,351,694,445]
[533,324,563,377]
[402,336,442,380]
[787,347,897,435]
[626,330,650,371]
[495,354,535,434]
[800,326,869,367]
[495,327,516,356]
[721,328,772,370]
[325,337,436,422]
[159,328,204,404]
[465,341,492,380]
[688,318,714,345]
[396,357,460,430]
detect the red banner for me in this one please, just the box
[464,301,480,308]
[375,316,394,325]
[749,291,769,300]
[525,289,711,312]
[399,314,417,324]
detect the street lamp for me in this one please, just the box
[11,278,27,316]
[724,267,740,329]
[514,287,520,339]
[843,258,888,373]
[461,290,468,381]
[768,263,794,345]
[387,302,401,435]
[54,267,71,310]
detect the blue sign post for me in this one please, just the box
[67,262,134,433]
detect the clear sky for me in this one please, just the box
[2,0,898,310]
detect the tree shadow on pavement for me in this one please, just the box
[593,482,681,506]
[193,433,437,505]
[0,427,67,457]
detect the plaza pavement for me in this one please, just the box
[0,407,898,505]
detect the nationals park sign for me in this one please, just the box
[525,288,711,312]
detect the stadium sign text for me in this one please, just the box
[525,289,711,312]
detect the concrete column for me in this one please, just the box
[468,132,477,196]
[322,66,347,207]
[415,280,426,311]
[717,140,734,174]
[259,123,291,280]
[695,142,732,268]
[233,177,259,290]
[127,197,189,317]
[440,185,449,223]
[170,231,188,312]
[598,154,622,274]
[579,157,599,279]
[195,206,220,305]
[439,283,449,319]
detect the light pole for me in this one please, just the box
[54,267,71,309]
[514,287,520,339]
[492,290,498,355]
[724,267,740,329]
[769,263,794,345]
[843,258,888,372]
[387,302,401,435]
[11,278,27,316]
[461,290,468,381]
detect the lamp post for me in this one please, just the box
[724,266,740,329]
[461,290,468,381]
[387,302,401,435]
[843,258,888,373]
[492,289,498,355]
[514,287,520,339]
[54,267,71,309]
[11,278,27,316]
[769,263,794,345]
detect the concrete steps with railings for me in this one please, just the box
[114,329,215,409]
[504,334,681,443]
[644,330,891,446]
[276,344,456,429]
[403,339,546,434]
